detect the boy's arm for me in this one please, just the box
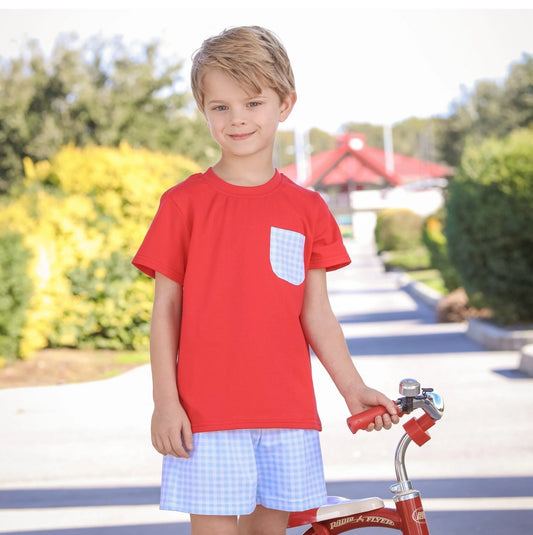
[300,268,399,431]
[150,272,193,457]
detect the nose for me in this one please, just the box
[230,110,246,126]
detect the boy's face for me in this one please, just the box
[202,69,295,161]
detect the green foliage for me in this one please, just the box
[375,209,424,252]
[445,129,533,324]
[344,118,439,162]
[342,122,385,149]
[422,209,461,292]
[0,232,33,360]
[275,130,296,168]
[308,128,338,155]
[343,117,450,168]
[1,143,200,356]
[0,34,217,194]
[408,270,447,295]
[341,53,533,169]
[275,127,337,169]
[56,252,152,350]
[438,53,533,167]
[388,118,437,162]
[382,248,431,272]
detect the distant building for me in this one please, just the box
[280,133,454,239]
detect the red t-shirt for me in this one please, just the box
[133,168,351,433]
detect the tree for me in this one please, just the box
[275,128,337,169]
[437,53,533,167]
[342,122,384,149]
[0,34,217,193]
[308,127,337,155]
[275,130,296,168]
[503,53,533,131]
[391,117,439,162]
[342,118,450,166]
[445,129,533,324]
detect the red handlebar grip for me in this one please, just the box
[347,406,389,434]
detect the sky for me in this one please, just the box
[1,1,533,133]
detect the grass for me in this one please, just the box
[407,269,447,295]
[115,352,151,364]
[380,247,448,295]
[382,247,432,271]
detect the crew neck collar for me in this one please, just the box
[205,167,283,196]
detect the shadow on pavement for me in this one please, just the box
[3,511,533,535]
[326,476,533,499]
[3,477,531,510]
[2,477,532,535]
[0,526,186,535]
[0,487,160,509]
[336,310,436,324]
[492,368,532,380]
[344,331,482,356]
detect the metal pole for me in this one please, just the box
[383,123,395,176]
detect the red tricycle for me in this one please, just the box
[288,378,445,534]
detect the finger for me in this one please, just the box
[161,435,176,457]
[151,433,166,456]
[382,413,393,430]
[170,440,190,458]
[373,415,384,431]
[183,428,194,453]
[154,436,173,457]
[389,402,399,415]
[169,431,191,458]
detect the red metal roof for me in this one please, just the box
[280,133,453,188]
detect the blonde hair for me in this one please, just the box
[191,26,295,113]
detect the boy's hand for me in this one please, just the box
[347,386,400,432]
[151,400,193,458]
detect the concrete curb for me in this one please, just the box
[396,270,533,357]
[519,344,533,376]
[466,319,533,352]
[397,272,442,308]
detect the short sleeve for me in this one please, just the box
[132,189,190,285]
[308,194,351,272]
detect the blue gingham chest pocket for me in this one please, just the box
[270,227,306,285]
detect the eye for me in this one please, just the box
[213,105,228,111]
[248,101,262,108]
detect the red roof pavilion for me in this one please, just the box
[280,133,453,189]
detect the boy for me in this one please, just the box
[132,26,398,535]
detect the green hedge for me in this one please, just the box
[445,129,533,324]
[422,209,461,292]
[374,209,424,252]
[0,232,32,361]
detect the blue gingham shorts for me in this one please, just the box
[160,429,327,515]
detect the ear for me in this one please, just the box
[279,91,297,122]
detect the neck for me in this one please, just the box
[213,158,276,187]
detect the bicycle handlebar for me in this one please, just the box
[346,380,444,436]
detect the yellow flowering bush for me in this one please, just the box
[2,143,199,357]
[422,209,460,293]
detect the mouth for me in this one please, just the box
[229,131,255,141]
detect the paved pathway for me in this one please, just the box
[1,239,532,534]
